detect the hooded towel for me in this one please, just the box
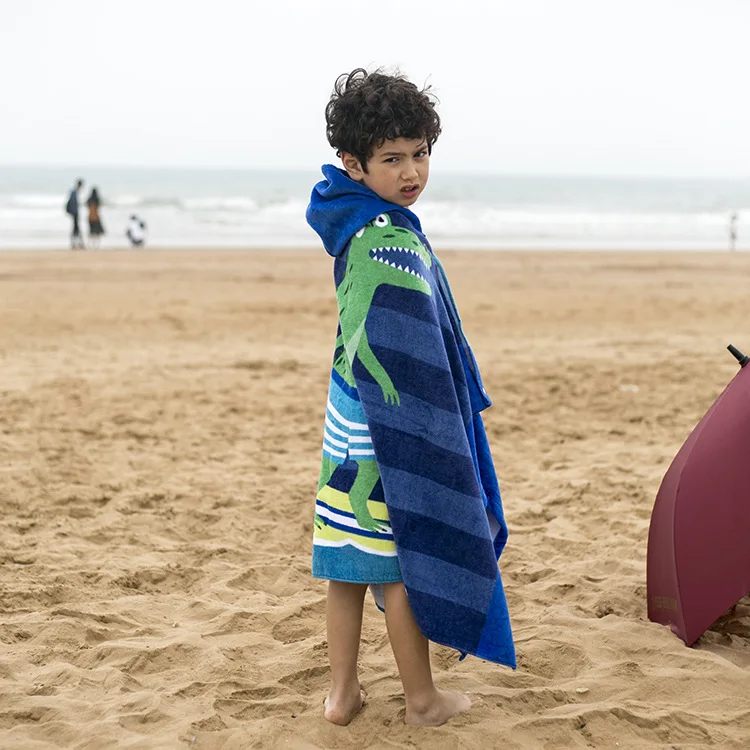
[307,165,515,667]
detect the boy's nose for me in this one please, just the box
[401,161,419,181]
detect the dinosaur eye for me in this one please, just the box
[374,214,389,227]
[355,226,366,238]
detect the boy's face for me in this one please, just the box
[343,137,429,207]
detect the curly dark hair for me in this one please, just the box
[325,68,441,172]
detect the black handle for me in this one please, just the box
[728,344,749,367]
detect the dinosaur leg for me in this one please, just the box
[315,456,339,530]
[356,334,400,405]
[349,460,387,533]
[318,455,338,492]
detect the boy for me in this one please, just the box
[306,68,515,727]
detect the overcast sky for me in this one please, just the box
[2,0,748,177]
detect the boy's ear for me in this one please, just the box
[341,152,365,181]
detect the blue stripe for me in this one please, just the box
[325,461,384,501]
[317,516,394,541]
[313,543,402,584]
[369,424,480,494]
[317,499,355,519]
[367,307,448,370]
[475,573,516,667]
[322,446,346,465]
[389,508,497,581]
[459,341,492,413]
[404,586,486,654]
[316,498,386,520]
[356,345,466,414]
[327,383,368,428]
[357,381,471,458]
[370,280,437,325]
[330,366,360,399]
[378,467,491,538]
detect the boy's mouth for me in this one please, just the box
[401,184,420,198]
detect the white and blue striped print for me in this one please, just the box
[323,378,376,463]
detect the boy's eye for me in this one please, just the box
[415,150,427,158]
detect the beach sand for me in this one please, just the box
[2,248,750,749]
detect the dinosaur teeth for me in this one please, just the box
[368,245,429,279]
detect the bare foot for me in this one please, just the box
[405,689,472,727]
[324,687,366,725]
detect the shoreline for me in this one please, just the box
[0,244,745,254]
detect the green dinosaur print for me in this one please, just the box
[317,214,433,533]
[334,214,432,401]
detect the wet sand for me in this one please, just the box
[2,248,750,749]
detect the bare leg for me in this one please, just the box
[383,582,471,726]
[324,581,368,725]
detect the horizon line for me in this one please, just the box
[1,163,748,183]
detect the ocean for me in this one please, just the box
[1,165,748,251]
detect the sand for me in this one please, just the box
[2,248,750,749]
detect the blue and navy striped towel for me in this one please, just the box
[307,165,515,667]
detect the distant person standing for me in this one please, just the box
[729,211,738,252]
[126,214,147,247]
[65,178,85,249]
[87,187,105,249]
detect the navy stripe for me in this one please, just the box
[366,307,446,370]
[317,516,394,541]
[316,499,355,519]
[368,425,480,494]
[355,346,465,413]
[388,508,497,580]
[475,576,516,666]
[325,460,384,501]
[326,461,359,492]
[316,499,386,521]
[367,308,471,394]
[371,283,438,325]
[405,586,485,654]
[356,381,472,458]
[378,467,491,538]
[397,547,496,611]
